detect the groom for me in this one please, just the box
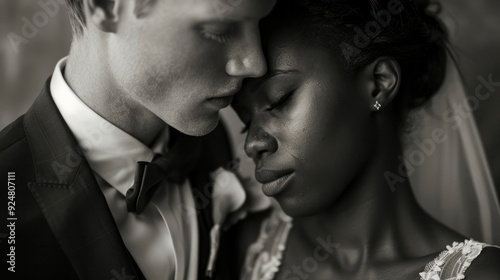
[0,0,273,279]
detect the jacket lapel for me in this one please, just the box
[189,166,214,280]
[189,122,234,280]
[24,80,138,280]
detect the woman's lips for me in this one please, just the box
[255,169,295,196]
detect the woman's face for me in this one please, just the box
[233,22,378,217]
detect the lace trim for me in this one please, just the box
[240,208,293,280]
[419,239,496,280]
[242,216,496,280]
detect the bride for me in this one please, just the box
[227,0,500,279]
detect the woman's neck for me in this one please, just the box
[292,113,461,268]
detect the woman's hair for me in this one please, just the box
[263,0,449,132]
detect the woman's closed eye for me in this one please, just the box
[266,89,296,111]
[238,87,297,135]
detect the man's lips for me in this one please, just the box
[211,82,242,99]
[206,85,240,109]
[206,95,235,109]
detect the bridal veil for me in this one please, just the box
[406,52,500,245]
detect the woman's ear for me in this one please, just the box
[85,0,121,33]
[366,58,401,112]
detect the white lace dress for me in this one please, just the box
[240,208,499,280]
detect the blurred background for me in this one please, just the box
[1,0,500,199]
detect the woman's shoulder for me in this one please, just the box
[420,239,500,280]
[464,246,500,280]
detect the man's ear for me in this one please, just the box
[85,0,121,33]
[363,58,401,112]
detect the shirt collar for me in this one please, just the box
[50,57,169,196]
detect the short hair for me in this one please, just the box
[66,0,86,36]
[65,0,154,36]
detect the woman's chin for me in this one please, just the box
[276,196,326,218]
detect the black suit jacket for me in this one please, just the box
[0,78,233,280]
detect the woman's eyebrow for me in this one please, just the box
[252,69,300,94]
[267,69,300,78]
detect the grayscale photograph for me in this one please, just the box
[1,0,500,279]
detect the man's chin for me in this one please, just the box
[172,113,220,137]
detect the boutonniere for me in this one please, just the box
[205,167,272,277]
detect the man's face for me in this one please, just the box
[107,0,275,136]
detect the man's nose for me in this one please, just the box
[226,27,267,78]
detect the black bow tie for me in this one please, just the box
[125,130,202,214]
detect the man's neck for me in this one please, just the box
[63,41,165,147]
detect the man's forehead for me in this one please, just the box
[174,0,275,21]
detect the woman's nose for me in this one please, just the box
[244,126,278,163]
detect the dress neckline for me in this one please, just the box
[240,208,499,280]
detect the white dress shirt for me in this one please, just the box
[50,57,199,280]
